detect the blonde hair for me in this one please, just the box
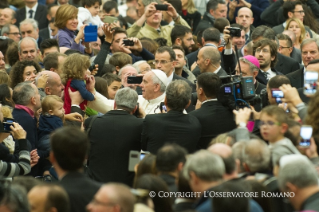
[186,0,197,14]
[1,106,13,119]
[61,53,90,83]
[0,70,11,85]
[285,18,306,44]
[55,5,78,29]
[42,95,63,114]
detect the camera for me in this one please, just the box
[2,118,14,133]
[155,4,168,11]
[123,39,134,46]
[228,27,241,37]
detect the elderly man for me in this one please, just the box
[0,8,16,30]
[20,18,42,47]
[118,65,139,90]
[18,37,40,61]
[0,24,21,41]
[87,183,135,212]
[132,60,151,74]
[37,70,65,97]
[141,80,201,154]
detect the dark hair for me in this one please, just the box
[196,30,205,46]
[64,49,82,55]
[102,73,121,85]
[0,38,14,63]
[197,72,221,99]
[253,38,278,68]
[206,0,226,13]
[166,80,192,111]
[251,25,276,41]
[98,64,116,76]
[103,1,119,13]
[134,174,173,212]
[10,60,41,89]
[40,39,60,55]
[156,144,187,173]
[0,0,9,8]
[109,52,132,69]
[43,52,66,70]
[112,27,127,41]
[133,154,157,187]
[202,27,220,43]
[154,38,168,47]
[171,25,192,45]
[276,34,293,48]
[50,126,89,171]
[214,18,230,33]
[172,45,185,56]
[212,181,249,212]
[282,1,302,20]
[44,184,70,212]
[268,75,291,89]
[94,76,109,98]
[156,46,176,61]
[140,38,158,55]
[177,172,196,199]
[83,0,102,7]
[117,16,128,30]
[0,84,14,107]
[307,59,319,66]
[230,23,244,30]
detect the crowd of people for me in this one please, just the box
[0,0,319,211]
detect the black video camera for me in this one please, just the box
[228,27,241,37]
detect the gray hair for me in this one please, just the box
[114,87,138,110]
[118,64,137,77]
[151,72,166,93]
[0,24,11,36]
[142,0,160,6]
[278,160,318,190]
[232,141,248,173]
[242,139,270,173]
[132,60,147,74]
[12,82,36,105]
[19,18,38,31]
[301,38,319,51]
[18,37,39,53]
[183,150,225,182]
[166,80,191,112]
[239,57,259,75]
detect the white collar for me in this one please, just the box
[202,99,218,104]
[148,92,166,104]
[167,71,174,86]
[214,66,221,74]
[26,3,38,12]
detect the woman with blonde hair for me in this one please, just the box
[181,0,201,32]
[285,18,309,49]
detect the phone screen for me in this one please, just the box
[299,125,313,147]
[304,71,318,95]
[271,89,284,98]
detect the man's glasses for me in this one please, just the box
[293,10,305,14]
[259,120,281,127]
[279,46,291,49]
[7,32,20,36]
[255,48,270,53]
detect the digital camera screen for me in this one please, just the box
[224,87,231,94]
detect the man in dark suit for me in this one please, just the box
[15,0,48,30]
[286,39,319,88]
[50,126,101,212]
[154,46,195,91]
[19,19,43,47]
[189,73,236,149]
[39,4,59,40]
[277,33,302,64]
[235,7,255,44]
[84,87,143,186]
[141,80,201,154]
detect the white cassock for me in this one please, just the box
[138,93,165,115]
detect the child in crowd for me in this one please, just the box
[38,95,65,152]
[77,0,104,34]
[102,73,121,100]
[259,105,300,166]
[62,53,95,114]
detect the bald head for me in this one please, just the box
[238,7,253,17]
[282,30,296,43]
[236,7,254,32]
[208,143,233,158]
[37,71,64,97]
[202,46,221,64]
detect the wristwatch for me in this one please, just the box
[238,122,247,128]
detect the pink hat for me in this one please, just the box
[243,55,260,69]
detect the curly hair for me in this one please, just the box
[305,92,319,134]
[61,53,90,84]
[9,60,41,89]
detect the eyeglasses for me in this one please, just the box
[293,10,305,14]
[259,120,281,127]
[255,48,270,53]
[7,32,20,36]
[153,60,172,65]
[279,46,291,49]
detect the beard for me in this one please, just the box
[181,41,192,55]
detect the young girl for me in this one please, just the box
[62,53,95,114]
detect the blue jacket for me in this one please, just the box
[38,115,64,151]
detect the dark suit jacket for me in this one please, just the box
[141,110,201,154]
[16,4,48,30]
[192,67,228,78]
[256,68,283,85]
[173,74,195,92]
[186,49,199,68]
[286,68,304,89]
[59,172,101,212]
[275,53,300,75]
[85,110,143,186]
[194,12,214,36]
[189,101,236,149]
[39,27,50,40]
[291,47,302,64]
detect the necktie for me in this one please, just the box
[157,29,161,34]
[245,34,249,44]
[29,10,34,19]
[262,71,269,80]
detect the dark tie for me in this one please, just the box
[157,29,161,34]
[245,34,249,43]
[262,71,269,80]
[29,10,34,19]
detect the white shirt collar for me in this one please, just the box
[202,99,218,104]
[148,92,166,104]
[167,71,174,86]
[214,66,221,74]
[26,3,38,19]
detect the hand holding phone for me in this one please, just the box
[271,89,284,104]
[299,125,313,147]
[127,76,143,84]
[304,71,318,96]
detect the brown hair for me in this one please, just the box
[55,5,78,29]
[109,52,132,69]
[253,38,278,68]
[0,70,11,85]
[10,60,41,89]
[61,53,90,83]
[42,95,64,114]
[94,76,109,98]
[140,39,158,55]
[260,105,288,125]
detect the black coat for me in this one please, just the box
[59,172,101,212]
[286,68,304,89]
[85,110,143,186]
[192,66,229,78]
[256,68,283,85]
[141,110,201,154]
[276,53,301,75]
[189,101,236,149]
[181,10,202,33]
[194,12,214,36]
[16,4,48,30]
[39,27,50,41]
